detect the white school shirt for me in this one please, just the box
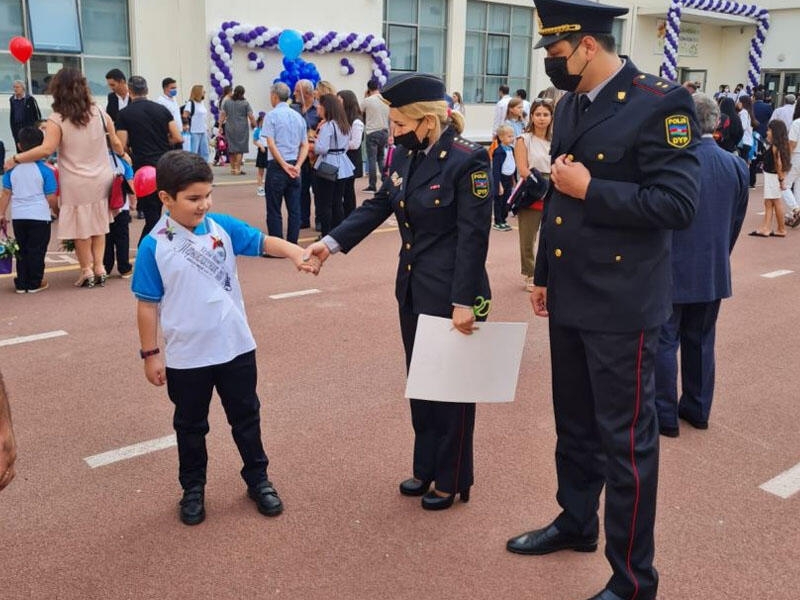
[145,214,255,368]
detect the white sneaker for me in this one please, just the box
[256,187,265,196]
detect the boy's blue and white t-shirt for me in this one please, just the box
[2,161,58,221]
[132,212,266,369]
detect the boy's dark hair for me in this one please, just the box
[499,85,510,95]
[515,88,527,100]
[162,77,176,89]
[156,150,213,198]
[367,79,379,92]
[17,127,44,152]
[105,68,126,82]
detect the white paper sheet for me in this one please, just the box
[405,315,528,403]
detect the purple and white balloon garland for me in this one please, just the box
[660,0,769,92]
[209,23,391,117]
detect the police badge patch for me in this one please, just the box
[471,171,490,198]
[665,115,691,148]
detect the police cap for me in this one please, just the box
[534,0,628,49]
[381,73,447,108]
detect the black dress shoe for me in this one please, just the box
[678,408,708,430]
[659,425,679,438]
[179,487,205,526]
[420,488,470,511]
[585,589,627,600]
[399,478,432,496]
[506,523,597,555]
[248,480,284,516]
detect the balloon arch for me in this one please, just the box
[208,22,392,117]
[659,0,769,92]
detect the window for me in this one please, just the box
[0,0,130,95]
[611,18,625,53]
[384,0,447,80]
[464,1,533,103]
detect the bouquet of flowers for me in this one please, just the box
[0,223,19,274]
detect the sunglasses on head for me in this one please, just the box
[532,98,555,105]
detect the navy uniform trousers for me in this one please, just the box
[654,300,722,429]
[399,307,475,495]
[165,350,269,490]
[549,322,660,600]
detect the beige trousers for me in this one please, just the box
[517,208,543,277]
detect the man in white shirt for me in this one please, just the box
[770,93,796,130]
[104,68,130,123]
[515,88,531,120]
[155,77,186,150]
[360,80,390,191]
[492,85,512,136]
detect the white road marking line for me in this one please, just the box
[760,462,800,499]
[269,288,321,300]
[0,330,68,347]
[84,434,177,469]
[761,269,794,279]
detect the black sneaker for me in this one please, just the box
[179,487,205,525]
[247,480,283,516]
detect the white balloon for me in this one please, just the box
[257,52,265,60]
[335,34,344,44]
[214,71,224,81]
[209,91,218,101]
[249,60,258,70]
[378,75,387,85]
[246,40,256,48]
[355,34,365,45]
[373,68,381,77]
[215,44,224,54]
[340,65,349,76]
[221,79,230,87]
[212,36,221,46]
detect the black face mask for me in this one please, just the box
[544,43,588,92]
[395,120,430,151]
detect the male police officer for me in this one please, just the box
[505,1,701,599]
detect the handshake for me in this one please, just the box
[294,240,333,276]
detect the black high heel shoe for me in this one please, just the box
[399,478,432,497]
[74,271,95,288]
[94,273,108,287]
[421,488,470,511]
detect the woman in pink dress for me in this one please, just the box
[4,68,124,287]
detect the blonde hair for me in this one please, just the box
[189,84,204,102]
[495,124,514,139]
[316,80,336,96]
[394,100,465,141]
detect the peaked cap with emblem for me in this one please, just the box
[533,0,628,49]
[381,73,447,108]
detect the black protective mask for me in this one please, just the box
[395,120,430,151]
[544,44,588,92]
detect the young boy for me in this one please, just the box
[491,124,517,231]
[103,152,136,279]
[0,127,58,293]
[253,112,267,196]
[131,150,319,526]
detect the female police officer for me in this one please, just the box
[304,73,492,510]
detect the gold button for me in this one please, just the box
[566,154,574,161]
[639,74,646,79]
[597,153,604,160]
[405,243,411,250]
[434,199,440,206]
[554,248,562,258]
[615,255,622,262]
[399,200,405,208]
[407,264,412,271]
[404,222,410,228]
[555,216,563,225]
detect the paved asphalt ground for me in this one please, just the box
[2,167,799,599]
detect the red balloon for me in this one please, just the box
[133,166,157,197]
[9,36,33,64]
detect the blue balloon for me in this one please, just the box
[278,29,304,60]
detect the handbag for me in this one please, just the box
[315,126,342,182]
[507,169,549,215]
[0,221,17,275]
[100,110,126,210]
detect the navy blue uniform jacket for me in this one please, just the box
[671,137,748,303]
[330,126,492,317]
[534,60,701,332]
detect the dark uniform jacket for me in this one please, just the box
[534,59,701,332]
[9,95,41,139]
[330,126,492,317]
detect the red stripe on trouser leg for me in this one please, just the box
[626,330,645,600]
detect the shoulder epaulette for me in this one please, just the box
[452,135,481,153]
[632,73,679,97]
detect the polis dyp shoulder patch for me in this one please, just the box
[665,114,691,148]
[471,171,490,198]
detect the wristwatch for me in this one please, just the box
[139,348,160,359]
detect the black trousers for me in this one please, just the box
[654,300,722,429]
[103,210,132,275]
[342,176,356,218]
[137,192,162,244]
[12,219,50,291]
[549,322,660,600]
[315,176,345,237]
[165,350,269,490]
[399,308,475,495]
[299,160,315,228]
